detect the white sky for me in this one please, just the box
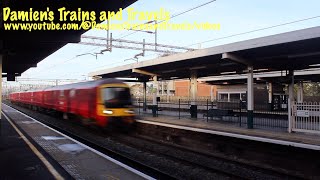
[19,0,320,81]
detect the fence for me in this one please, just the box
[133,98,288,131]
[134,96,215,103]
[210,101,288,130]
[134,98,212,119]
[292,102,320,134]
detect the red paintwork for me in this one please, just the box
[8,79,131,127]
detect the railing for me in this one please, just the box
[134,98,289,131]
[213,101,288,130]
[292,102,320,134]
[134,96,215,103]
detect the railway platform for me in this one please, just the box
[0,111,68,179]
[1,103,152,180]
[137,112,320,150]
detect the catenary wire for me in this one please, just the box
[117,0,217,39]
[185,15,320,48]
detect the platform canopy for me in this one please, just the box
[89,26,320,81]
[198,69,320,85]
[1,0,137,80]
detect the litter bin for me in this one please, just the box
[190,105,197,118]
[151,105,158,117]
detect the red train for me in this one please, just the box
[9,79,135,128]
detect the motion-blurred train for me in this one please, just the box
[9,79,136,128]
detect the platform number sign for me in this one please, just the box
[297,110,310,117]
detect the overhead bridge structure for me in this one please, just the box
[89,26,320,129]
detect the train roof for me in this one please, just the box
[43,78,127,91]
[9,79,128,94]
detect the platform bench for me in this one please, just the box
[203,109,236,119]
[147,105,162,111]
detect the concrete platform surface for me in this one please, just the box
[138,112,320,150]
[0,112,64,179]
[2,103,152,180]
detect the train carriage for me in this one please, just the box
[33,90,44,107]
[9,79,135,128]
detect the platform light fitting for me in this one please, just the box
[190,66,206,70]
[309,64,320,67]
[253,69,269,72]
[162,70,176,73]
[116,78,138,81]
[220,71,237,75]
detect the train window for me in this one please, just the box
[69,89,76,97]
[60,90,64,97]
[101,87,132,107]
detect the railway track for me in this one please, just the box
[110,133,288,180]
[4,102,304,179]
[3,103,172,180]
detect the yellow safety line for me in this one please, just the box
[2,112,64,180]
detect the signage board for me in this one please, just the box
[297,110,310,117]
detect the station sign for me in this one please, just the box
[296,110,310,117]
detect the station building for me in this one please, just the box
[171,79,287,110]
[131,78,287,108]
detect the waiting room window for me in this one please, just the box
[218,92,246,102]
[230,93,240,102]
[219,93,228,101]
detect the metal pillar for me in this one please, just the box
[247,66,254,129]
[152,76,158,117]
[153,76,157,105]
[166,81,169,102]
[268,82,273,111]
[288,70,294,133]
[297,82,303,103]
[268,82,273,103]
[0,56,2,120]
[0,55,1,134]
[190,70,198,118]
[161,81,164,95]
[210,86,213,101]
[143,81,147,111]
[288,71,294,103]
